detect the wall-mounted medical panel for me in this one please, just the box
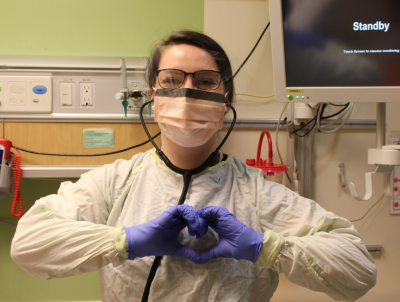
[52,73,147,116]
[0,55,148,121]
[0,76,52,113]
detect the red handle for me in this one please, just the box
[256,130,273,165]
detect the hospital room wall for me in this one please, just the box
[206,0,400,301]
[0,0,398,300]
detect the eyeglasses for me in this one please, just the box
[155,69,223,91]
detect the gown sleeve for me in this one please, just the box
[235,159,377,301]
[10,158,136,280]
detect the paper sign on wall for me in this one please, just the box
[83,128,114,148]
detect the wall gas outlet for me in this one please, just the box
[80,83,94,107]
[126,80,146,112]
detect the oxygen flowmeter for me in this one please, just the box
[115,58,149,117]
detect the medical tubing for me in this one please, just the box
[293,115,317,134]
[322,103,350,119]
[217,103,236,151]
[141,170,193,302]
[13,132,161,157]
[140,100,161,152]
[350,194,384,222]
[319,103,354,134]
[317,103,353,133]
[275,103,291,183]
[294,103,350,136]
[316,104,327,131]
[320,104,352,128]
[139,100,236,302]
[294,107,320,138]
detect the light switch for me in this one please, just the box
[60,83,73,106]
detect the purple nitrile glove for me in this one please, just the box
[123,205,201,263]
[180,204,208,239]
[197,206,264,263]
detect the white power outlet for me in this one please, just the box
[390,133,400,215]
[390,166,400,214]
[80,83,94,107]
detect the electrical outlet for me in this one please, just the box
[390,133,400,214]
[80,83,94,107]
[390,166,400,214]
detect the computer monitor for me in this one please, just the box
[269,0,400,103]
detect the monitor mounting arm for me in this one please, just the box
[348,103,400,201]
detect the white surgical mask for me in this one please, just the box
[154,88,226,147]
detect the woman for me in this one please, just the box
[11,31,376,302]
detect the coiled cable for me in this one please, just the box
[11,147,23,218]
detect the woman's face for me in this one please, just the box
[153,44,225,95]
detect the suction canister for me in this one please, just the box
[246,130,288,184]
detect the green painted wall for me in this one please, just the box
[0,1,203,301]
[1,179,103,302]
[0,0,204,56]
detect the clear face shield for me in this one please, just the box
[153,88,227,147]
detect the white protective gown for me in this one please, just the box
[11,149,376,302]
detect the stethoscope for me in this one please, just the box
[139,89,237,302]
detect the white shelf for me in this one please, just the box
[22,165,99,178]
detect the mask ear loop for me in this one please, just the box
[139,96,237,302]
[224,91,229,100]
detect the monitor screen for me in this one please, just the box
[269,0,400,102]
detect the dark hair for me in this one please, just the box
[147,30,235,103]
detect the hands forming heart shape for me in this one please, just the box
[124,205,264,265]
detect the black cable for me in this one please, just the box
[292,106,321,137]
[316,104,327,127]
[293,117,317,133]
[293,121,317,137]
[14,132,161,157]
[0,220,17,226]
[322,103,350,119]
[350,194,384,222]
[232,22,270,79]
[293,102,350,137]
[293,111,318,133]
[329,102,350,107]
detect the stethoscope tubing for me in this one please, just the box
[139,98,236,302]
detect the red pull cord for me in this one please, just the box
[11,146,23,218]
